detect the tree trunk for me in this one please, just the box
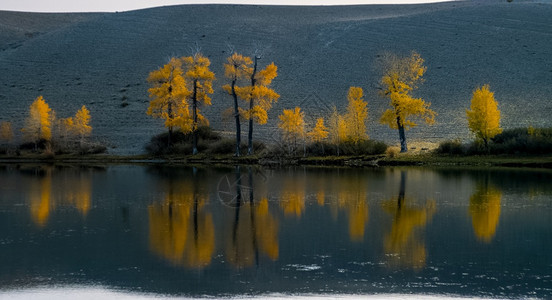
[192,80,198,155]
[248,56,259,155]
[396,116,407,153]
[248,167,259,266]
[232,80,241,156]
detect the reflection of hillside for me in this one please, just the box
[148,180,214,268]
[226,198,279,268]
[469,184,502,243]
[382,172,435,270]
[28,166,93,227]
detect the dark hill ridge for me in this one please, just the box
[1,1,551,154]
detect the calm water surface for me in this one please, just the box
[0,164,551,298]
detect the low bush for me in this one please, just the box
[435,127,552,156]
[306,140,388,156]
[434,139,466,155]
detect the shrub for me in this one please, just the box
[489,127,552,155]
[145,126,222,155]
[434,139,466,155]
[385,146,400,158]
[306,140,387,156]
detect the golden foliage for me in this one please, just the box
[466,84,502,145]
[147,57,192,133]
[22,96,55,142]
[379,52,435,130]
[344,86,369,143]
[183,53,215,131]
[328,106,348,144]
[0,121,13,142]
[382,198,436,270]
[73,105,92,139]
[148,181,215,268]
[223,52,253,81]
[236,62,280,125]
[469,184,502,243]
[278,107,305,142]
[308,118,329,143]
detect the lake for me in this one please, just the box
[0,164,550,299]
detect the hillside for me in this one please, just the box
[1,1,551,154]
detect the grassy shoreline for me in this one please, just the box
[2,152,552,169]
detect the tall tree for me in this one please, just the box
[278,107,305,155]
[73,105,92,147]
[22,96,55,150]
[328,106,347,155]
[466,84,502,150]
[222,52,253,156]
[183,53,215,155]
[379,51,436,152]
[147,57,191,147]
[344,86,369,143]
[235,57,279,155]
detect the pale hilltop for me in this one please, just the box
[0,0,551,154]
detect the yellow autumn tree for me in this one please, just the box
[0,121,13,144]
[235,57,280,154]
[466,84,502,149]
[344,86,369,143]
[222,52,254,156]
[147,57,191,147]
[328,106,348,155]
[308,118,329,143]
[22,96,55,150]
[182,52,215,155]
[379,51,436,152]
[278,107,305,155]
[72,105,92,146]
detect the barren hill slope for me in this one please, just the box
[1,1,551,154]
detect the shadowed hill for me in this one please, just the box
[1,1,551,154]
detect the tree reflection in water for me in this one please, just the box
[382,171,436,270]
[469,180,502,243]
[148,168,215,268]
[226,167,279,268]
[28,166,93,227]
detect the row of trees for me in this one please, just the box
[147,50,441,156]
[146,52,279,156]
[0,96,93,153]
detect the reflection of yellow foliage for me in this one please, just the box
[29,169,93,227]
[30,174,52,227]
[316,190,325,206]
[337,177,369,242]
[469,185,502,243]
[256,198,279,260]
[280,179,305,218]
[148,202,190,264]
[227,198,279,267]
[64,174,92,216]
[382,198,436,270]
[148,182,214,268]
